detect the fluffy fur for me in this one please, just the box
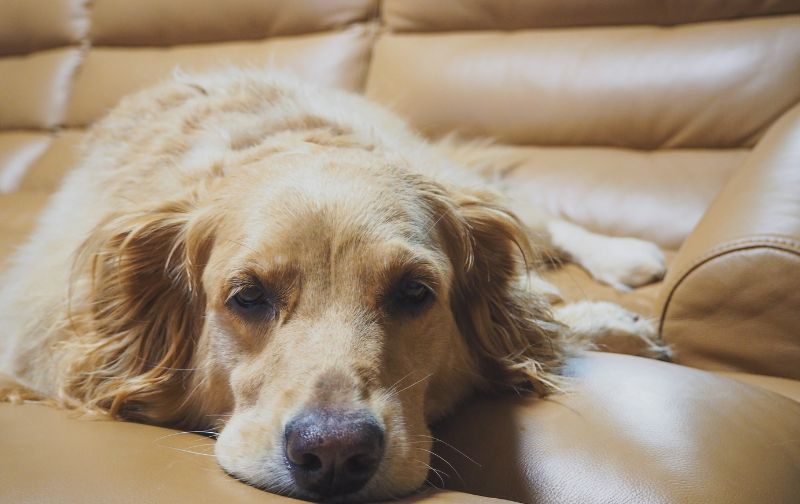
[0,70,665,501]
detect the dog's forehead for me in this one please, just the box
[214,152,447,276]
[227,153,435,243]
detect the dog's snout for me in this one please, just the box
[284,409,384,498]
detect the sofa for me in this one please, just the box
[1,1,799,503]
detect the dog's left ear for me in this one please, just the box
[62,195,217,424]
[436,187,570,395]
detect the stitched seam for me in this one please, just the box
[659,234,800,335]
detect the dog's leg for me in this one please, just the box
[554,300,671,360]
[498,195,665,291]
[544,220,666,291]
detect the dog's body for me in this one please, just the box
[0,70,665,501]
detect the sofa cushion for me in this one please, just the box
[383,0,800,31]
[89,0,378,46]
[0,388,509,504]
[0,132,51,193]
[431,352,800,504]
[660,103,800,380]
[476,145,746,249]
[367,16,800,149]
[2,353,798,504]
[0,0,86,56]
[0,48,82,130]
[64,26,375,128]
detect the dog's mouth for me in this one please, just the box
[222,461,388,504]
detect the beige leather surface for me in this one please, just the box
[490,146,745,249]
[0,132,51,193]
[65,26,374,127]
[0,398,510,503]
[431,353,800,504]
[384,0,800,31]
[0,48,82,129]
[367,16,800,149]
[660,104,800,379]
[90,0,378,46]
[18,129,83,192]
[718,371,800,403]
[3,354,798,504]
[2,2,800,503]
[0,0,86,55]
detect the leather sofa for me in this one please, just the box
[1,1,799,503]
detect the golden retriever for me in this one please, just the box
[0,70,666,501]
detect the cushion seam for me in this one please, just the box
[658,235,800,335]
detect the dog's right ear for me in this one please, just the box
[62,194,218,424]
[428,185,572,396]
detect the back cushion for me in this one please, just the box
[367,14,800,148]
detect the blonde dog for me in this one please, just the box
[0,70,665,501]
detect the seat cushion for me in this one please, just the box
[431,352,800,504]
[2,354,798,504]
[0,390,508,504]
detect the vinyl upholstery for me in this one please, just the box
[1,1,799,503]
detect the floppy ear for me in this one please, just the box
[442,188,573,395]
[61,196,217,424]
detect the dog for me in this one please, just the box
[0,69,666,502]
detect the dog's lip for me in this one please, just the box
[219,458,384,503]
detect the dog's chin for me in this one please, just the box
[222,462,426,503]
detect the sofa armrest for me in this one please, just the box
[658,103,800,379]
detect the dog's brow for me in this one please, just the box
[379,250,443,289]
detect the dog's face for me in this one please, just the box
[74,143,565,501]
[199,149,477,500]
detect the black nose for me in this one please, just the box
[284,409,384,498]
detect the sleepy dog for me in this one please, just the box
[0,70,666,501]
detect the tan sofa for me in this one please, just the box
[1,1,799,503]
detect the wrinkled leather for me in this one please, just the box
[384,0,800,31]
[0,132,51,193]
[0,0,86,56]
[65,26,374,127]
[90,0,378,46]
[367,16,800,149]
[0,48,82,129]
[489,146,745,249]
[18,129,83,192]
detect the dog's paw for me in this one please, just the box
[554,301,671,360]
[579,235,666,291]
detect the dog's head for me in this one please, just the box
[67,143,566,501]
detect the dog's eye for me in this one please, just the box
[400,280,429,303]
[234,285,265,307]
[393,279,433,312]
[228,284,278,321]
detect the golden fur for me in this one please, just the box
[0,70,662,501]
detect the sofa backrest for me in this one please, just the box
[1,0,799,257]
[370,1,800,149]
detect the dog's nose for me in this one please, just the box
[284,409,384,498]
